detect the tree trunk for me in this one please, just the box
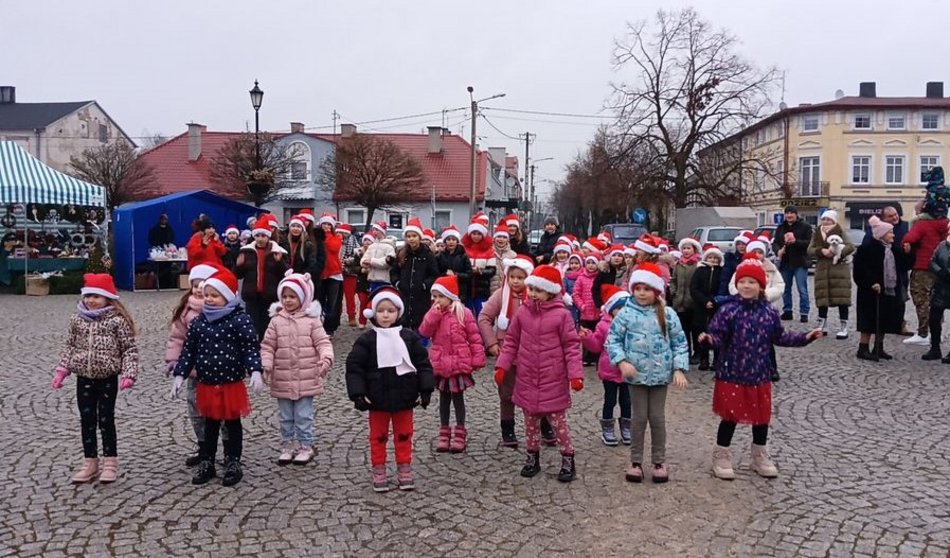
[363,206,377,233]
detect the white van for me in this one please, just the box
[687,227,744,253]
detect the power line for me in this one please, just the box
[486,114,604,127]
[483,107,613,119]
[478,114,524,142]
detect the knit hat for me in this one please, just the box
[820,209,838,224]
[468,212,490,235]
[503,213,520,229]
[188,263,218,284]
[363,286,405,320]
[317,212,336,227]
[553,241,572,255]
[337,223,353,236]
[733,230,755,246]
[289,215,307,230]
[252,218,273,237]
[634,233,661,255]
[225,225,240,236]
[204,267,239,302]
[583,237,608,253]
[504,254,535,276]
[431,275,460,302]
[734,255,767,289]
[868,215,893,240]
[678,237,702,253]
[543,216,558,226]
[746,240,767,255]
[629,262,665,293]
[297,208,316,224]
[371,220,388,234]
[404,217,424,237]
[277,269,315,308]
[702,243,724,262]
[81,273,119,300]
[784,205,798,214]
[441,225,462,241]
[601,284,630,314]
[493,223,510,239]
[525,265,564,296]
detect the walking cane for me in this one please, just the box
[875,291,881,347]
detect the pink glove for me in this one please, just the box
[119,378,135,391]
[51,366,70,389]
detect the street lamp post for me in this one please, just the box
[529,157,552,230]
[467,86,505,218]
[247,80,266,207]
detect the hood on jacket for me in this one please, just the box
[462,233,494,254]
[268,299,323,318]
[242,241,288,254]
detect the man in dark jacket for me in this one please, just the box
[772,206,813,322]
[148,214,175,247]
[534,217,560,264]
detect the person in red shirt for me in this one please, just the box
[317,213,344,336]
[185,216,226,270]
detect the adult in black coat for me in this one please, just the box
[772,205,814,320]
[435,237,472,302]
[534,217,560,265]
[148,214,175,247]
[306,224,327,297]
[391,232,440,330]
[689,259,723,370]
[345,327,435,413]
[861,207,911,317]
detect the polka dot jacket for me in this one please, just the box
[173,307,262,385]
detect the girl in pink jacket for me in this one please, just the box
[261,271,334,465]
[495,265,584,483]
[418,275,486,453]
[573,253,601,364]
[580,284,632,448]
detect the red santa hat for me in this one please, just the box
[361,232,375,244]
[317,212,337,227]
[735,255,767,289]
[188,263,218,284]
[525,265,565,297]
[203,267,239,302]
[597,230,612,244]
[467,212,490,235]
[297,208,316,224]
[746,240,768,255]
[337,223,353,236]
[81,273,119,300]
[583,252,602,265]
[441,225,462,241]
[733,230,755,246]
[503,213,521,229]
[583,237,608,253]
[678,237,702,253]
[606,244,625,258]
[503,254,535,276]
[431,275,460,302]
[224,225,240,236]
[260,213,279,229]
[670,250,682,261]
[657,239,670,253]
[601,284,630,314]
[493,223,510,239]
[756,230,771,244]
[422,228,436,242]
[623,244,637,257]
[553,241,572,255]
[289,215,307,230]
[363,286,405,320]
[634,233,661,255]
[628,262,665,293]
[404,217,424,237]
[371,220,388,234]
[252,218,273,238]
[277,269,315,309]
[702,243,724,262]
[568,251,583,265]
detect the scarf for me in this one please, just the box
[678,252,701,266]
[497,282,526,331]
[375,326,416,376]
[553,259,570,277]
[255,244,268,293]
[882,241,897,296]
[202,298,241,322]
[77,302,113,322]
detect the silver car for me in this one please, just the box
[688,227,744,252]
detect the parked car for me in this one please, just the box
[600,223,649,246]
[753,225,775,240]
[387,228,405,251]
[528,229,542,251]
[688,226,743,253]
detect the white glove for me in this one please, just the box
[249,371,263,394]
[170,376,184,398]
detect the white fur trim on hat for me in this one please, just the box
[430,283,459,302]
[363,290,405,320]
[622,246,637,257]
[634,238,660,254]
[678,237,702,252]
[188,264,218,283]
[80,287,120,300]
[583,254,600,264]
[493,228,509,239]
[252,227,272,238]
[467,223,489,235]
[225,226,240,236]
[503,257,534,276]
[279,280,305,303]
[602,291,630,314]
[203,278,236,302]
[746,240,767,254]
[289,217,306,229]
[628,269,664,293]
[525,274,562,295]
[442,228,463,241]
[317,214,336,226]
[553,243,571,255]
[703,246,724,261]
[404,224,423,236]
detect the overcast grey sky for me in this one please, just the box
[3,0,947,202]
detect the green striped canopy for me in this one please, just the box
[0,141,105,206]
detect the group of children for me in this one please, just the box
[53,213,823,491]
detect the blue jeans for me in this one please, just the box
[277,397,314,447]
[780,266,810,315]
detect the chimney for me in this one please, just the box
[926,82,944,99]
[427,126,443,154]
[0,86,14,104]
[340,123,356,138]
[859,82,876,98]
[187,122,206,161]
[290,122,305,133]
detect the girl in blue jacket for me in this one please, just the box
[607,263,689,484]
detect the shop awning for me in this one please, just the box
[0,141,105,206]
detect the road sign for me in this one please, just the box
[631,208,648,224]
[772,212,784,225]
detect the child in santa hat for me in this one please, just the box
[573,252,602,364]
[235,218,289,340]
[222,225,243,271]
[261,270,334,466]
[489,223,516,295]
[317,213,345,336]
[504,213,531,256]
[418,275,486,453]
[393,217,440,331]
[670,237,703,365]
[720,231,754,296]
[337,223,361,327]
[689,245,724,371]
[495,265,584,482]
[355,233,375,328]
[437,225,472,306]
[550,241,573,277]
[699,257,822,480]
[565,252,584,324]
[53,273,139,484]
[461,218,497,317]
[360,221,396,291]
[606,263,688,484]
[345,287,435,492]
[592,244,627,308]
[172,266,264,487]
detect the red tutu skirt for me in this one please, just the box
[196,381,251,421]
[436,374,475,394]
[712,380,772,425]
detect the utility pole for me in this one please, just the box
[529,163,536,230]
[523,133,531,204]
[332,110,339,136]
[469,88,478,218]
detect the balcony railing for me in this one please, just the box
[797,180,829,198]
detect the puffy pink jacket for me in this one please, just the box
[261,301,334,400]
[418,304,486,378]
[572,268,599,321]
[581,311,621,383]
[496,298,584,414]
[477,286,525,349]
[165,296,202,377]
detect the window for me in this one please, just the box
[851,156,871,184]
[434,210,451,231]
[98,124,108,142]
[921,156,941,183]
[707,228,742,242]
[853,114,871,130]
[922,113,940,130]
[799,156,821,195]
[802,115,820,132]
[345,209,365,225]
[287,141,311,181]
[887,114,906,130]
[290,162,308,180]
[885,155,905,184]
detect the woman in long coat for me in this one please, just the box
[807,210,855,340]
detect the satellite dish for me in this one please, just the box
[779,102,788,110]
[835,89,845,99]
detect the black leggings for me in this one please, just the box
[77,376,118,458]
[244,296,272,341]
[677,310,698,355]
[579,319,599,362]
[320,279,343,335]
[602,380,631,420]
[717,420,769,447]
[201,419,243,461]
[817,306,850,320]
[439,389,466,426]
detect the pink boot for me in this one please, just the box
[99,457,118,483]
[71,458,98,484]
[450,425,467,453]
[436,426,451,453]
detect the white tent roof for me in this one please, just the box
[0,141,105,206]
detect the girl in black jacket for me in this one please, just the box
[435,230,472,302]
[282,216,318,275]
[346,287,434,492]
[689,249,723,371]
[391,221,440,331]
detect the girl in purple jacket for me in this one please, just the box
[495,265,584,483]
[418,275,486,454]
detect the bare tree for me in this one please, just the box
[68,142,158,211]
[609,8,780,207]
[209,132,297,202]
[140,130,169,150]
[318,134,425,229]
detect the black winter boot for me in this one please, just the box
[922,345,943,361]
[221,457,243,487]
[500,420,518,448]
[520,451,541,478]
[856,343,879,362]
[698,356,710,371]
[191,460,216,485]
[557,453,576,483]
[873,343,893,360]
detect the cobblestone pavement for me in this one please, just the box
[1,289,949,557]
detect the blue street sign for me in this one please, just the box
[632,208,648,224]
[772,212,784,225]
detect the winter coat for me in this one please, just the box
[222,240,242,271]
[173,306,263,385]
[573,268,600,321]
[591,265,620,308]
[436,246,472,302]
[929,242,950,309]
[361,239,396,284]
[719,251,742,296]
[341,234,361,276]
[903,217,950,271]
[689,263,722,332]
[807,224,855,308]
[510,234,532,257]
[281,234,318,276]
[260,301,334,400]
[581,311,622,383]
[705,296,811,386]
[535,229,560,264]
[59,309,139,381]
[489,247,517,294]
[321,233,344,279]
[465,240,497,300]
[773,219,813,270]
[165,296,202,377]
[852,240,910,334]
[496,298,583,414]
[307,227,327,280]
[669,261,698,312]
[235,242,289,302]
[727,258,784,303]
[418,304,486,378]
[478,285,525,349]
[344,328,435,412]
[186,232,226,270]
[606,299,689,386]
[391,244,440,329]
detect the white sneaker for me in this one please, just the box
[903,334,930,346]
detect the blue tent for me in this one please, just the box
[112,190,259,291]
